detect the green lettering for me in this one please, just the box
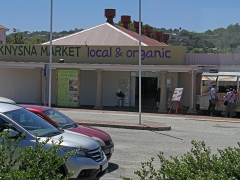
[5,46,11,55]
[18,46,23,55]
[51,46,55,56]
[62,46,68,56]
[41,46,49,56]
[24,46,30,55]
[55,46,61,56]
[31,46,37,56]
[12,46,18,55]
[69,47,74,56]
[75,47,81,57]
[0,46,4,55]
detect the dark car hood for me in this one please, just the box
[68,124,111,141]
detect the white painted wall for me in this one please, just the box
[80,70,97,105]
[103,71,131,106]
[0,68,38,103]
[80,71,131,106]
[0,67,192,108]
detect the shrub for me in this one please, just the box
[121,140,240,180]
[0,130,79,180]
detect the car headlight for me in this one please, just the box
[92,136,105,146]
[61,146,86,157]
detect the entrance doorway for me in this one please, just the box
[135,77,158,107]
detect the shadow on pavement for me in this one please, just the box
[107,162,119,173]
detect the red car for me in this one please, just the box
[20,104,114,160]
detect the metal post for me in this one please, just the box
[48,0,53,107]
[191,69,194,109]
[138,0,142,125]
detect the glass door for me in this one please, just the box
[116,77,130,106]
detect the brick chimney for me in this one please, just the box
[121,15,131,29]
[133,21,143,34]
[105,9,116,25]
[155,31,163,42]
[144,26,153,38]
[162,34,170,44]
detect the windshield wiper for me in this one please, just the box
[61,123,75,129]
[42,131,62,137]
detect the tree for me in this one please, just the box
[24,36,48,44]
[6,28,24,44]
[121,140,240,180]
[0,130,78,179]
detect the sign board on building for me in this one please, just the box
[171,88,184,101]
[56,69,80,107]
[0,45,186,65]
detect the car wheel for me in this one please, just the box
[56,165,67,178]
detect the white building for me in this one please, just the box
[0,25,9,44]
[1,9,239,116]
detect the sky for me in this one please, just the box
[1,0,240,34]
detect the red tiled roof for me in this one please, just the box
[42,23,168,46]
[116,25,168,46]
[0,25,9,31]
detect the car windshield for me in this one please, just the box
[43,108,76,129]
[3,108,61,137]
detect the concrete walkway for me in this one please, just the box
[56,106,240,131]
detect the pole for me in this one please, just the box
[191,69,194,110]
[138,0,142,125]
[48,0,53,107]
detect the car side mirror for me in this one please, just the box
[3,129,19,138]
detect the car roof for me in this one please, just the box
[0,96,16,104]
[0,102,22,113]
[19,104,51,111]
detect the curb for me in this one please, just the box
[74,120,171,131]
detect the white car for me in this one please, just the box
[0,96,16,104]
[0,102,108,179]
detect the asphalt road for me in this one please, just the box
[58,109,240,180]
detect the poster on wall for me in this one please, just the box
[57,69,80,107]
[171,88,184,101]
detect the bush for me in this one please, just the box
[121,140,240,180]
[0,129,79,180]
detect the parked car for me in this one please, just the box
[0,96,16,104]
[0,102,108,179]
[20,104,114,160]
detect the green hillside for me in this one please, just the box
[6,23,240,54]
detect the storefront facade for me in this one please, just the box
[0,44,200,113]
